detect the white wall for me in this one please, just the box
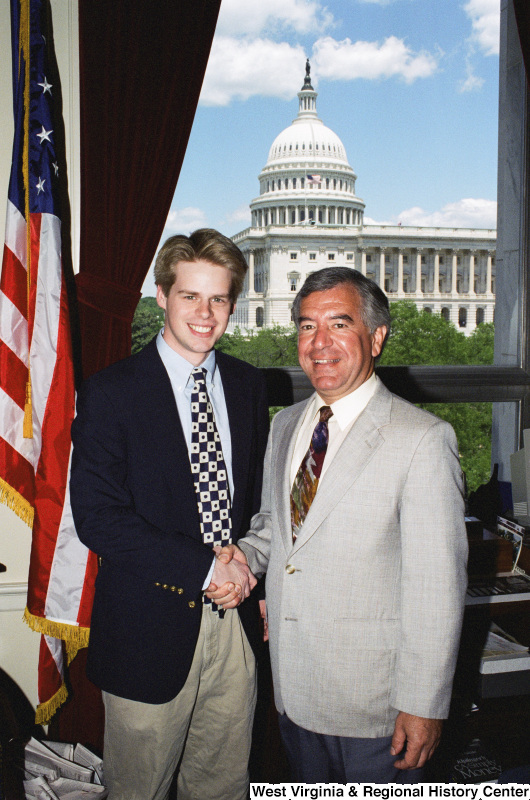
[0,0,79,711]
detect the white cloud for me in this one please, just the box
[215,0,334,37]
[393,198,497,228]
[458,62,485,93]
[225,204,252,225]
[201,37,306,105]
[162,208,208,236]
[313,36,439,83]
[463,0,500,56]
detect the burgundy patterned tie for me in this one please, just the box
[290,406,333,541]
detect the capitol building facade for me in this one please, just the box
[230,64,496,335]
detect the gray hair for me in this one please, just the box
[292,267,391,342]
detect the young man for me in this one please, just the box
[70,229,269,800]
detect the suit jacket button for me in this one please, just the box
[170,586,176,592]
[178,588,184,595]
[155,582,161,587]
[188,601,196,608]
[286,565,296,574]
[163,584,169,590]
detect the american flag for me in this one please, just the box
[306,174,322,184]
[0,0,96,723]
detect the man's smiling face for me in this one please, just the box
[156,259,234,365]
[296,283,387,404]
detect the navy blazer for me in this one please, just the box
[70,338,269,703]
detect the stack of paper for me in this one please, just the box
[22,738,107,799]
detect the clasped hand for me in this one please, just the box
[205,545,256,609]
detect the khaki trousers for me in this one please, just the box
[102,604,257,800]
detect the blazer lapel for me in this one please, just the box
[291,382,393,553]
[135,340,202,539]
[274,398,314,555]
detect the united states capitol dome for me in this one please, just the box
[250,60,365,230]
[266,67,349,166]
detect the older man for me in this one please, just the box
[210,267,468,783]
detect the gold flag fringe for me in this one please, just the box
[24,609,91,723]
[23,608,90,657]
[0,478,34,527]
[35,682,68,726]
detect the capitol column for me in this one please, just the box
[361,250,367,277]
[397,250,404,296]
[468,251,476,296]
[379,249,386,290]
[486,252,494,295]
[415,250,422,295]
[247,249,256,295]
[451,251,458,295]
[434,252,440,296]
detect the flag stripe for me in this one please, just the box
[1,248,28,319]
[0,339,27,408]
[0,437,35,504]
[0,289,29,366]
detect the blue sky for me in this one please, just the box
[142,0,499,296]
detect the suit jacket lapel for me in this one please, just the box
[136,339,202,539]
[275,397,315,555]
[291,382,393,553]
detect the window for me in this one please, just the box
[328,253,335,261]
[441,307,450,321]
[366,255,372,263]
[309,253,316,261]
[288,271,300,292]
[290,252,297,260]
[476,307,485,325]
[256,307,264,327]
[347,254,354,261]
[459,308,467,328]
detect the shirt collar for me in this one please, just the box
[156,330,217,392]
[310,372,378,431]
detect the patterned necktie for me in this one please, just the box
[190,367,232,548]
[290,405,333,541]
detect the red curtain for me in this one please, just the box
[52,0,221,748]
[75,0,222,379]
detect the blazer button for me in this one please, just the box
[170,586,176,592]
[286,565,296,574]
[178,588,184,595]
[188,601,196,608]
[163,584,169,590]
[155,582,161,587]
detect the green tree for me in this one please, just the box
[217,325,299,368]
[379,301,469,366]
[378,302,494,491]
[131,297,164,354]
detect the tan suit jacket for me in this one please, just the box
[239,380,468,738]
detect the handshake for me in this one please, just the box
[206,545,255,610]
